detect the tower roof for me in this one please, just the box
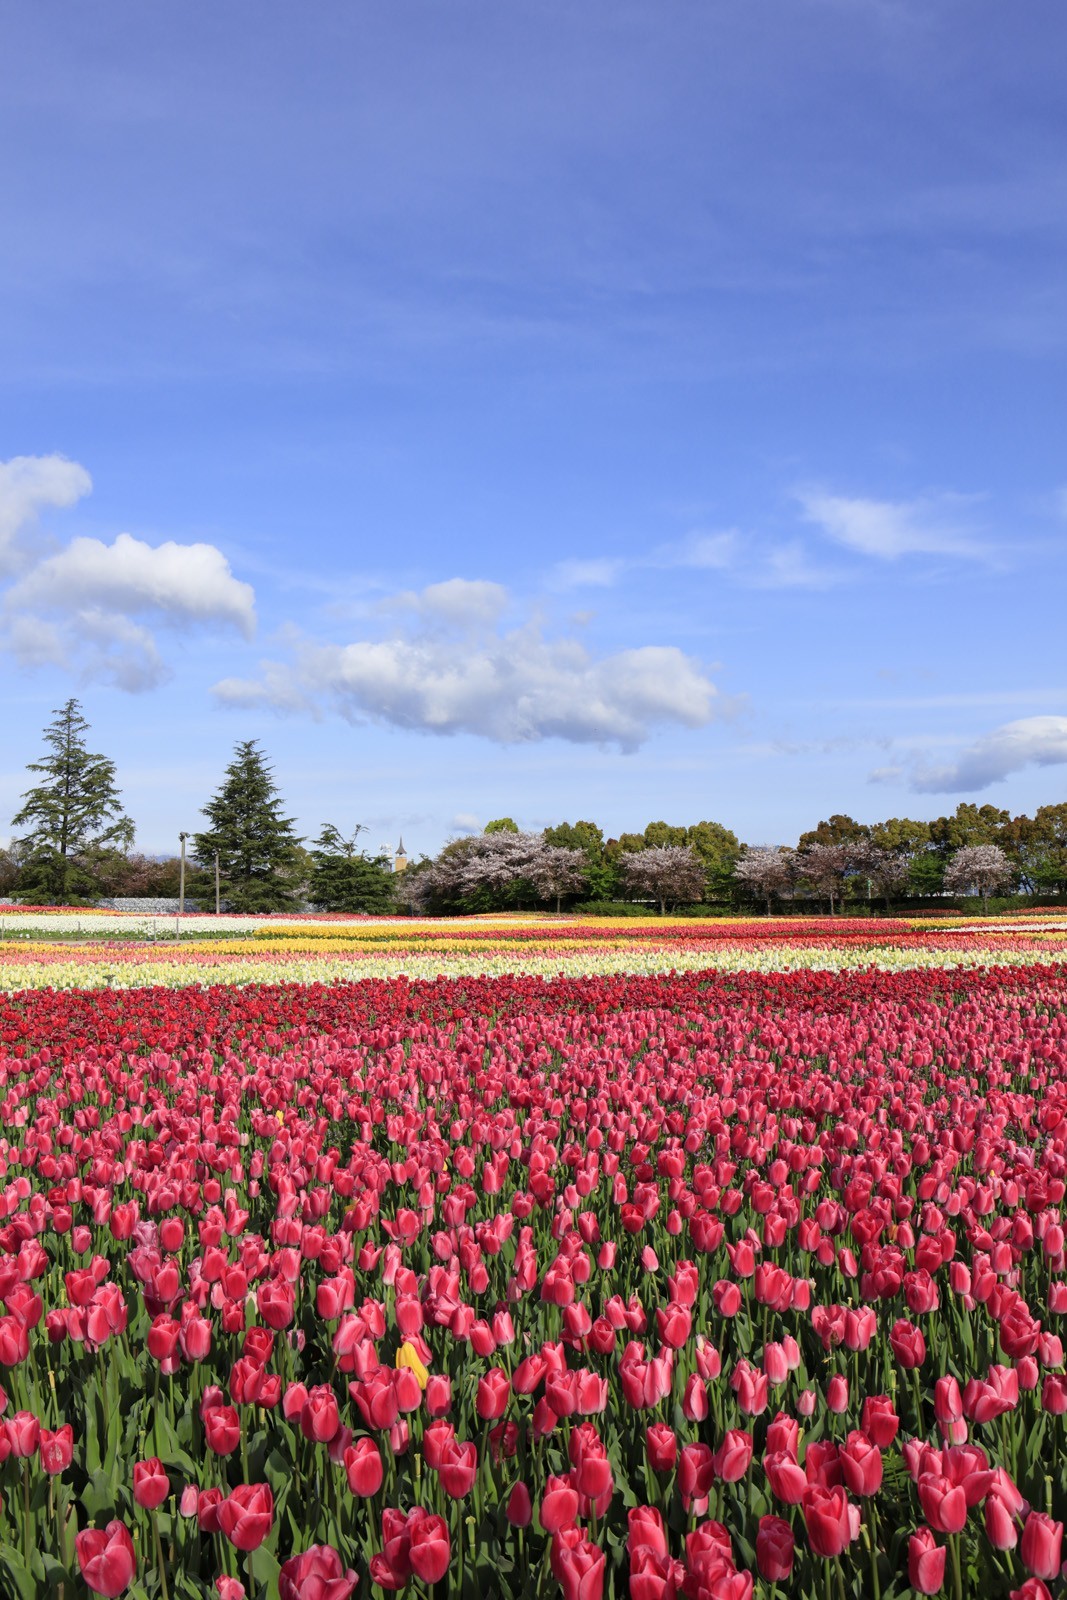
[396,837,406,854]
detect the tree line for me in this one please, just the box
[3,699,1066,914]
[0,700,391,913]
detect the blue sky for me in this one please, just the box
[1,0,1065,858]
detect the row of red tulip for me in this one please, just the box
[0,961,1066,1598]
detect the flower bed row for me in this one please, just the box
[0,965,1065,1597]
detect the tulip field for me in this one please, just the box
[2,914,1067,1598]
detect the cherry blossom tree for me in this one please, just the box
[733,846,797,914]
[618,844,705,914]
[798,843,852,915]
[528,845,588,912]
[943,843,1013,907]
[401,830,586,912]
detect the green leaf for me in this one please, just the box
[0,1545,40,1600]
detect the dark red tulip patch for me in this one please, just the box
[1,962,1067,1598]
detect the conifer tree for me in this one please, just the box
[309,824,395,913]
[193,741,303,912]
[11,698,134,904]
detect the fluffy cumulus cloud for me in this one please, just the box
[213,581,720,750]
[904,715,1067,793]
[798,489,986,561]
[0,455,256,690]
[0,454,93,576]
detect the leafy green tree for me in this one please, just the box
[484,817,519,834]
[686,820,741,898]
[908,852,945,898]
[543,820,605,857]
[193,741,304,913]
[309,825,395,913]
[643,821,689,850]
[11,698,134,904]
[929,803,1009,857]
[0,846,21,897]
[544,820,617,900]
[868,817,931,856]
[798,814,870,849]
[1001,805,1067,896]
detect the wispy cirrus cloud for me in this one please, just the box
[796,488,991,562]
[549,530,737,591]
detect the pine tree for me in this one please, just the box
[11,698,134,904]
[309,824,395,913]
[193,741,303,913]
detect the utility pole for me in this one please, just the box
[178,832,188,916]
[214,850,221,916]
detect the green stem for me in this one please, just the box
[153,1509,170,1600]
[949,1534,963,1600]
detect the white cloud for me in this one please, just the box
[383,577,509,630]
[550,530,737,591]
[893,715,1067,792]
[0,454,92,576]
[0,456,257,691]
[748,541,845,589]
[797,489,988,561]
[213,581,721,750]
[551,558,626,589]
[668,531,737,570]
[8,532,255,636]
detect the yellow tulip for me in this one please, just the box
[395,1341,429,1390]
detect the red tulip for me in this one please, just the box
[803,1486,854,1558]
[1021,1512,1064,1582]
[908,1528,946,1595]
[4,1411,39,1457]
[476,1366,511,1420]
[197,1487,225,1534]
[204,1406,241,1456]
[407,1509,451,1584]
[861,1395,899,1449]
[541,1473,580,1533]
[437,1437,478,1499]
[132,1457,170,1510]
[278,1544,357,1600]
[826,1375,849,1414]
[40,1423,74,1475]
[75,1521,137,1597]
[985,1493,1019,1551]
[756,1514,794,1581]
[343,1437,383,1496]
[712,1429,752,1483]
[678,1443,714,1510]
[645,1423,677,1472]
[300,1385,341,1444]
[218,1483,274,1551]
[917,1473,967,1535]
[764,1450,808,1505]
[839,1432,882,1498]
[889,1320,926,1370]
[628,1506,669,1558]
[551,1528,605,1600]
[507,1481,533,1527]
